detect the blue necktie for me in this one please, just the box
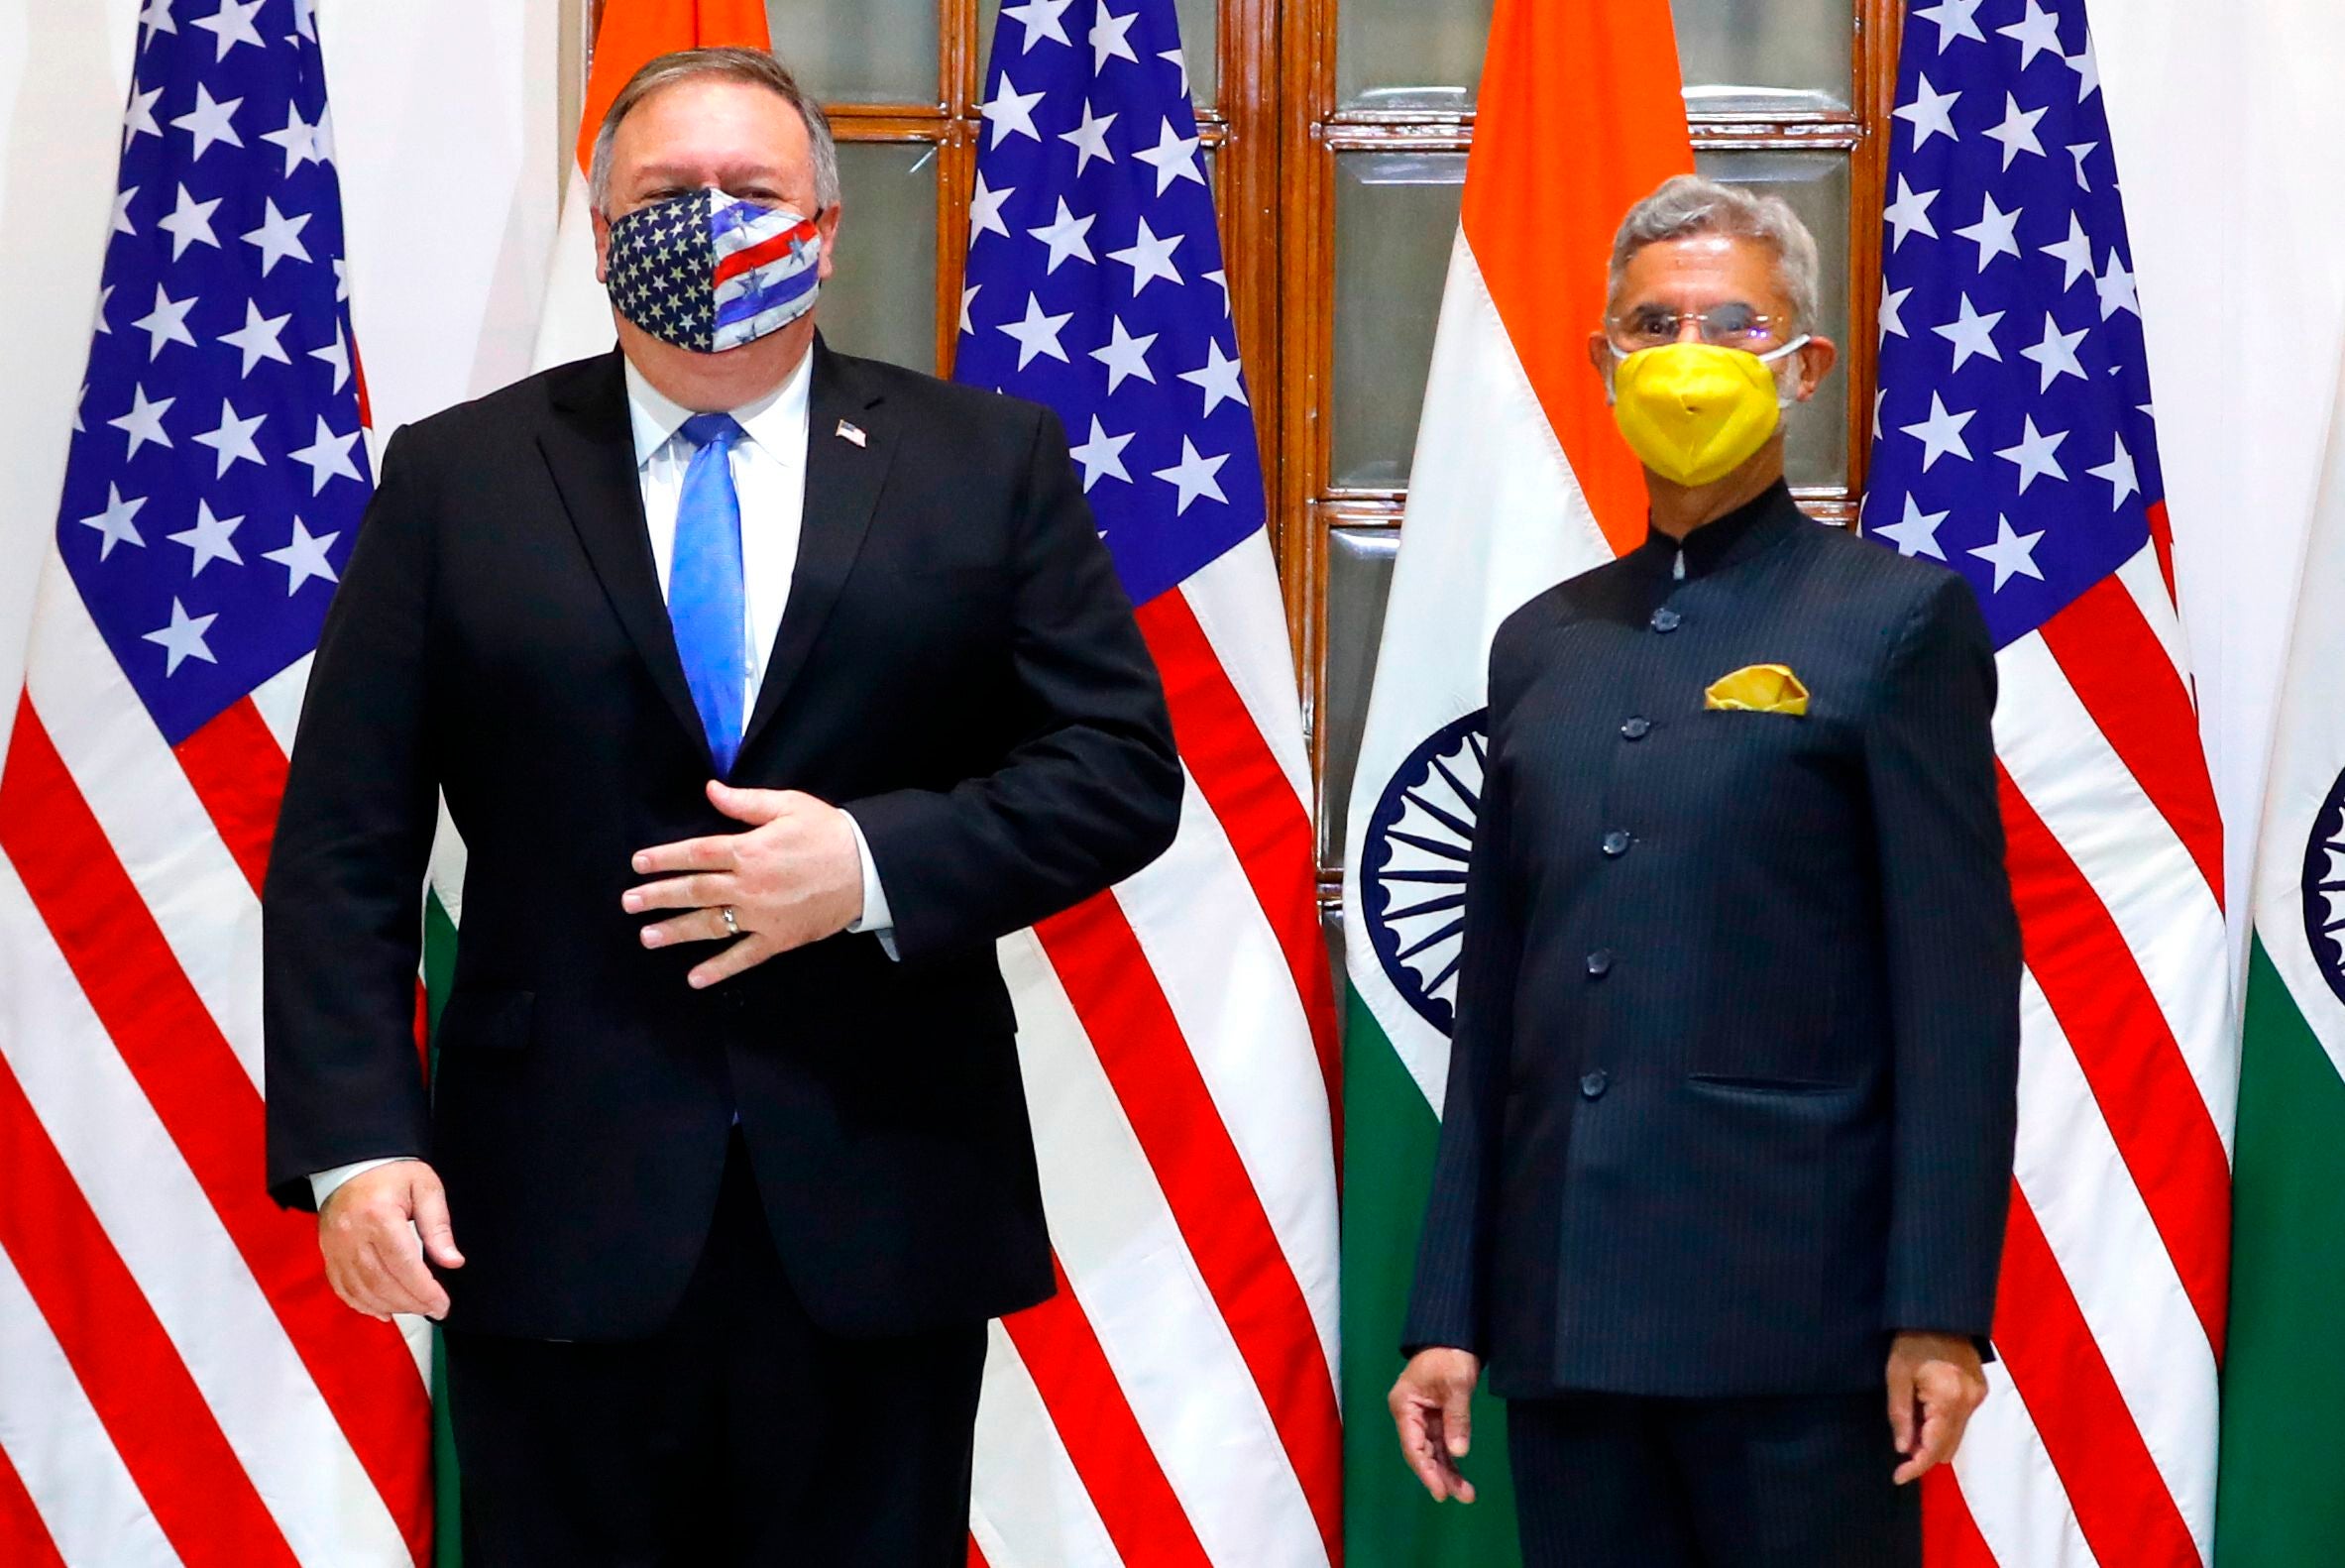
[668,412,748,773]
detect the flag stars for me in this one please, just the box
[1900,392,1975,470]
[1108,215,1184,293]
[2088,434,2141,507]
[1133,118,1205,195]
[2019,312,2089,392]
[2066,142,2098,190]
[1068,415,1136,492]
[288,415,365,493]
[1914,0,1985,52]
[1091,315,1159,392]
[1179,339,1249,415]
[2096,250,2140,319]
[1954,190,2022,271]
[1160,47,1190,96]
[1873,495,1950,560]
[191,0,267,59]
[217,298,292,375]
[1997,0,2066,70]
[1061,99,1118,175]
[2042,213,2094,289]
[959,283,980,336]
[111,185,141,237]
[1090,7,1141,71]
[168,499,245,575]
[243,197,312,275]
[1883,177,1940,251]
[1153,437,1229,514]
[264,517,341,593]
[1982,92,2047,169]
[144,598,220,676]
[133,283,200,361]
[193,396,268,478]
[78,484,148,560]
[1001,0,1073,52]
[981,74,1047,147]
[1879,281,1913,339]
[1205,269,1231,316]
[261,101,323,175]
[2067,36,2102,100]
[969,172,1015,242]
[156,182,223,260]
[1029,198,1098,273]
[1932,292,2004,371]
[139,0,176,38]
[123,83,165,150]
[109,384,176,458]
[1893,73,1961,150]
[1994,414,2069,492]
[1969,515,2048,592]
[311,324,352,391]
[170,82,244,161]
[997,292,1074,369]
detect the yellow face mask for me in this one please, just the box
[1608,337,1809,488]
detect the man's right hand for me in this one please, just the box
[1390,1347,1483,1503]
[318,1159,464,1321]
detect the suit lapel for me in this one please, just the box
[738,338,894,759]
[536,352,713,765]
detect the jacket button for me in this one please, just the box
[1585,949,1614,978]
[1580,1069,1610,1099]
[1601,830,1632,857]
[1650,607,1682,633]
[1620,716,1652,740]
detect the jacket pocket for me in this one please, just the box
[1687,1072,1853,1097]
[435,987,534,1054]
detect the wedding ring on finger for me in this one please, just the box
[720,906,740,939]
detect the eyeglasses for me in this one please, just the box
[1607,302,1797,354]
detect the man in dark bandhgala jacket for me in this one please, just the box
[1388,173,2022,1568]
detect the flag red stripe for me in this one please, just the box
[712,220,819,286]
[0,1440,65,1568]
[1137,590,1341,1128]
[0,699,433,1564]
[1922,1468,1999,1568]
[966,1534,989,1568]
[171,697,289,899]
[1997,767,2230,1353]
[2146,499,2178,608]
[0,1053,300,1568]
[1000,1256,1214,1568]
[2035,579,2224,903]
[1037,895,1344,1561]
[1993,1185,2201,1567]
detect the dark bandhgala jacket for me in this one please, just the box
[263,341,1182,1343]
[1403,481,2021,1399]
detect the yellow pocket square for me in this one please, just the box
[1705,664,1811,716]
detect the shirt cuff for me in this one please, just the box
[840,809,899,960]
[310,1157,408,1207]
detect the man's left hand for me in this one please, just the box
[624,781,864,987]
[1886,1331,1988,1485]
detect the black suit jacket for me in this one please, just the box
[1403,483,2021,1399]
[264,341,1182,1341]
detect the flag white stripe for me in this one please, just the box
[998,930,1328,1567]
[21,566,264,1089]
[1112,775,1339,1370]
[2112,544,2190,700]
[1954,1362,2102,1568]
[1175,538,1313,817]
[0,1242,187,1568]
[2013,967,2218,1550]
[251,655,311,754]
[1995,631,2236,1152]
[970,1325,1125,1568]
[0,856,411,1567]
[530,169,616,373]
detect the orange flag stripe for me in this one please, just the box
[573,0,775,175]
[1462,0,1695,556]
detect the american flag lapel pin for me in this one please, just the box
[836,419,867,448]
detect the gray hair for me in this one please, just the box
[588,47,840,215]
[1607,173,1822,334]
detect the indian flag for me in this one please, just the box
[2214,352,2345,1562]
[1336,0,1690,1560]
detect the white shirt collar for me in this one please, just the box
[621,347,814,468]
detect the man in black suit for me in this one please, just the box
[1388,174,2022,1566]
[263,48,1181,1567]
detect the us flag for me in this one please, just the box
[1864,2,2230,1563]
[0,1,434,1564]
[952,1,1343,1564]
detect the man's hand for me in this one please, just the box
[1390,1348,1483,1503]
[318,1160,463,1322]
[624,781,864,987]
[1887,1331,1988,1484]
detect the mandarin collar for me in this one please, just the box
[1631,480,1805,582]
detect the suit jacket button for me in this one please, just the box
[1585,949,1614,978]
[1580,1069,1609,1099]
[1649,607,1682,633]
[1620,716,1652,740]
[1601,829,1632,857]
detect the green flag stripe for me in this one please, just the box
[422,890,463,1568]
[1340,982,1522,1565]
[2214,935,2345,1564]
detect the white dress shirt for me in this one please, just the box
[310,350,894,1206]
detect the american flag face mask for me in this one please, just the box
[605,188,825,354]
